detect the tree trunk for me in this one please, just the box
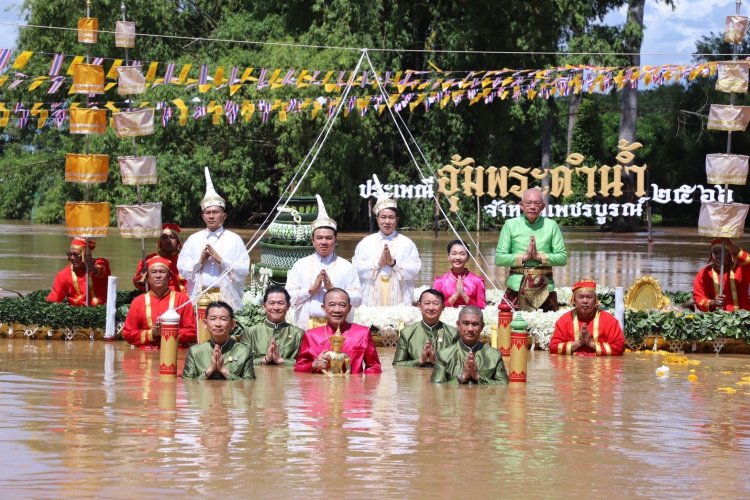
[616,0,645,231]
[566,92,582,156]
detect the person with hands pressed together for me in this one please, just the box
[353,186,421,306]
[239,285,304,366]
[549,279,624,356]
[182,301,255,380]
[393,289,457,367]
[294,288,381,375]
[432,240,486,308]
[286,195,362,329]
[495,187,567,311]
[431,306,508,384]
[693,238,750,312]
[122,256,196,349]
[177,168,249,312]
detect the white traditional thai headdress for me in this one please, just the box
[371,174,398,215]
[311,194,337,232]
[200,167,226,210]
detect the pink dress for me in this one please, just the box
[433,270,486,308]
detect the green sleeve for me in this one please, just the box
[392,330,420,367]
[240,354,256,380]
[479,358,509,385]
[495,223,518,267]
[431,351,451,383]
[182,350,204,379]
[544,222,568,267]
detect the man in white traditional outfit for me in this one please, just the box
[353,180,421,306]
[286,195,362,329]
[177,168,250,312]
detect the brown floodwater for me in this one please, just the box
[1,340,749,497]
[0,221,726,294]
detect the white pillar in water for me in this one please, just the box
[615,286,624,332]
[105,276,118,339]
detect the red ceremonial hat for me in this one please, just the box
[147,255,176,275]
[710,238,724,248]
[162,222,181,234]
[572,278,596,293]
[70,238,95,251]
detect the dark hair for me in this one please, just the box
[206,301,234,319]
[323,287,350,303]
[446,239,467,254]
[377,206,400,218]
[263,284,291,304]
[419,288,445,303]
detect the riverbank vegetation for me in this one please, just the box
[1,1,748,230]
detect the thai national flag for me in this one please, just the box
[225,101,238,124]
[198,65,208,85]
[48,76,65,94]
[162,63,175,85]
[48,54,64,77]
[192,104,206,119]
[0,49,11,72]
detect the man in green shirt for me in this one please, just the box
[431,305,508,384]
[495,187,567,311]
[239,285,304,366]
[392,289,457,367]
[183,301,255,380]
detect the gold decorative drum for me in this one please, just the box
[77,17,99,44]
[65,202,110,238]
[69,108,107,135]
[116,203,162,238]
[65,153,109,184]
[115,21,136,48]
[113,108,155,138]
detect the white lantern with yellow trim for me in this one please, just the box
[112,108,155,138]
[118,156,157,185]
[705,154,749,186]
[698,202,750,239]
[116,203,162,238]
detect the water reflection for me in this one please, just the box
[2,341,750,495]
[0,221,728,295]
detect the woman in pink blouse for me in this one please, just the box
[432,240,486,308]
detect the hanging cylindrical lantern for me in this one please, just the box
[705,154,749,186]
[118,155,157,185]
[72,63,105,94]
[69,108,107,135]
[117,66,146,95]
[77,17,99,44]
[112,108,155,138]
[725,15,749,44]
[116,203,162,238]
[65,201,110,238]
[698,202,750,239]
[716,61,749,94]
[707,104,750,132]
[65,153,109,184]
[115,20,136,48]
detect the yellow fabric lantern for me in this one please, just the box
[112,108,155,137]
[118,156,157,185]
[65,153,109,184]
[65,202,110,238]
[707,104,750,132]
[115,21,136,48]
[698,202,749,239]
[725,16,748,44]
[705,154,749,186]
[716,61,749,94]
[69,108,108,135]
[116,66,146,95]
[72,64,105,94]
[116,203,162,238]
[77,17,99,44]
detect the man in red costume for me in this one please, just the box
[294,288,381,374]
[550,279,624,356]
[46,238,111,306]
[122,256,196,349]
[693,238,750,312]
[133,223,186,292]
